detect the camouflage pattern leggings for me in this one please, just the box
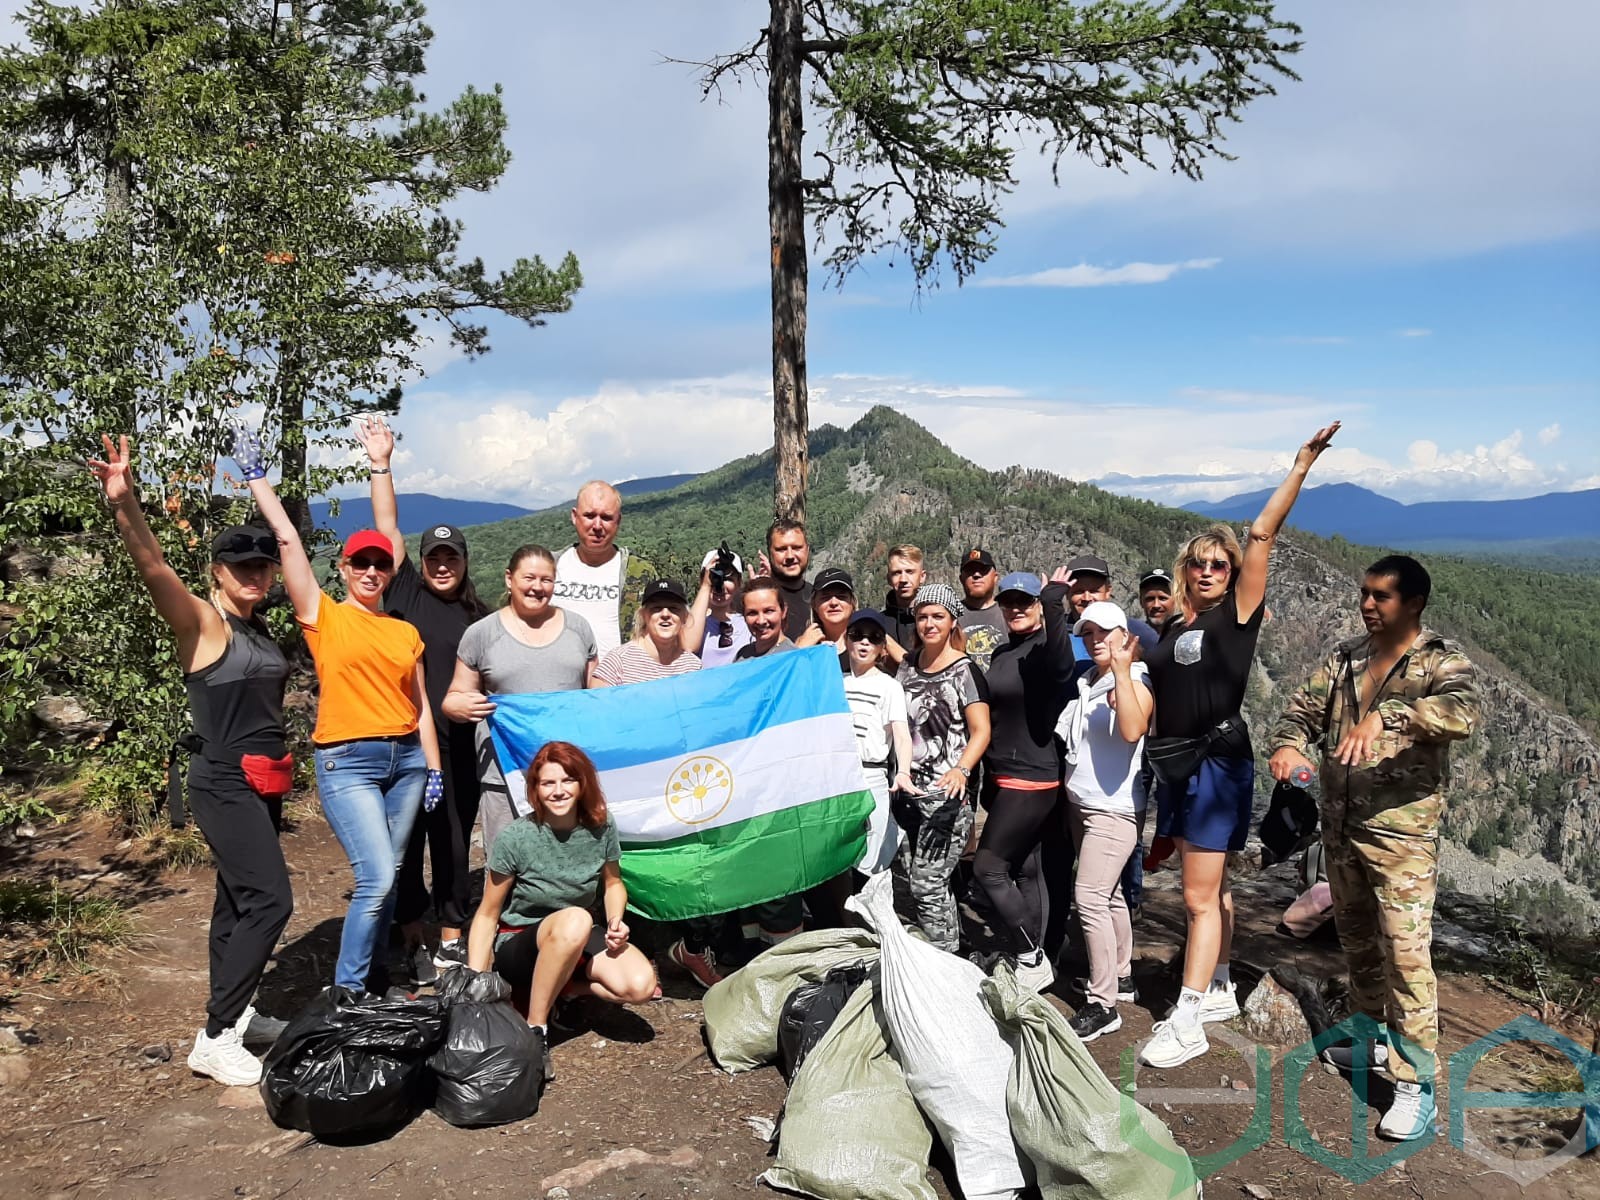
[1324,824,1439,1084]
[890,789,975,952]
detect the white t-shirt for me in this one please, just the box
[844,666,908,780]
[554,545,626,658]
[1062,663,1148,815]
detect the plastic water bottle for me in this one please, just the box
[1289,764,1315,789]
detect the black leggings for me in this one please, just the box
[973,785,1060,953]
[395,730,481,929]
[187,760,294,1035]
[493,920,608,993]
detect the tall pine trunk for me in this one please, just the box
[768,0,808,526]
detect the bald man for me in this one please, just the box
[554,480,631,656]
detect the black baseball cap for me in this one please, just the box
[420,523,468,557]
[812,566,856,596]
[640,578,687,606]
[959,547,996,572]
[1064,554,1111,582]
[846,608,890,639]
[211,525,279,564]
[1139,567,1174,592]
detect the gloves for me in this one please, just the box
[229,425,268,482]
[1144,835,1177,872]
[424,769,444,813]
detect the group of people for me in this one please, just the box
[91,413,1480,1144]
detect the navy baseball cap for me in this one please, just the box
[996,571,1043,599]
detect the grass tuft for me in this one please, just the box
[0,879,134,974]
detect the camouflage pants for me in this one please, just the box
[890,789,974,953]
[1324,824,1439,1084]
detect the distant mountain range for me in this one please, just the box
[1186,482,1600,550]
[307,473,702,539]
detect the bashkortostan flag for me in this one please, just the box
[485,647,874,921]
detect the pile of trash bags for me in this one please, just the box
[703,871,1200,1200]
[260,969,544,1141]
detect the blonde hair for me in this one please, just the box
[1173,524,1243,621]
[631,598,689,641]
[888,544,925,566]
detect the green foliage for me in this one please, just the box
[0,0,575,824]
[708,0,1301,286]
[0,879,134,974]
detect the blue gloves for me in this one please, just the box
[424,769,444,813]
[229,425,268,482]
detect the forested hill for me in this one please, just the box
[440,406,1600,902]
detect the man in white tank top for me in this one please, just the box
[554,480,630,657]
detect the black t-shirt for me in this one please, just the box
[776,574,813,642]
[384,555,480,735]
[882,593,918,654]
[982,615,1078,783]
[1146,587,1264,756]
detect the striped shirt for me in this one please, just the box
[594,641,704,686]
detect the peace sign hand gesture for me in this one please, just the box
[87,434,135,506]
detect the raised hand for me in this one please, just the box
[1049,565,1071,585]
[354,414,394,466]
[229,425,268,482]
[1107,627,1136,675]
[1296,421,1341,469]
[87,434,135,505]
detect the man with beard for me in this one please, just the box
[956,546,1007,672]
[1138,567,1176,629]
[761,520,814,643]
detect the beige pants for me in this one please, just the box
[1067,802,1138,1009]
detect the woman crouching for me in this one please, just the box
[466,741,657,1076]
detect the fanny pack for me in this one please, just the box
[1146,717,1242,787]
[240,752,295,799]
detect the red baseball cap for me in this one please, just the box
[342,529,395,562]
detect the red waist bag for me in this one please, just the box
[240,753,295,798]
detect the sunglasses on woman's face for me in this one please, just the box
[1191,557,1232,574]
[348,556,393,573]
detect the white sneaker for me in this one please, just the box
[1378,1081,1437,1141]
[1139,1018,1210,1068]
[1014,954,1055,993]
[1198,981,1239,1023]
[187,1026,263,1087]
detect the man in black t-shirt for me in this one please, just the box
[957,547,1007,671]
[761,520,814,643]
[881,543,926,664]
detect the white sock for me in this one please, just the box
[1211,964,1231,989]
[1174,986,1205,1027]
[533,1024,547,1036]
[1018,947,1043,967]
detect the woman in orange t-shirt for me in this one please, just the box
[232,426,442,993]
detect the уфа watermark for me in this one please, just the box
[1115,1013,1599,1189]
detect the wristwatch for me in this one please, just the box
[954,765,971,778]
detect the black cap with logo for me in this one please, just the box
[420,524,468,557]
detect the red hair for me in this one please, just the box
[526,741,607,829]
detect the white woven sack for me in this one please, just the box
[846,870,1027,1200]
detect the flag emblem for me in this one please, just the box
[667,756,734,825]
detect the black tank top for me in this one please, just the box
[183,611,289,760]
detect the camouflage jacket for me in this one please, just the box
[1267,628,1479,834]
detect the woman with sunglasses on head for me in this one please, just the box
[354,415,490,984]
[843,610,915,875]
[1139,422,1339,1069]
[972,571,1080,992]
[89,435,294,1087]
[891,584,991,951]
[229,425,444,997]
[444,544,598,858]
[593,578,702,685]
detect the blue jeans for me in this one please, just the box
[315,735,427,990]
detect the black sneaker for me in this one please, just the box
[409,942,439,987]
[1068,1003,1123,1043]
[528,1025,552,1083]
[233,1005,287,1050]
[432,939,468,972]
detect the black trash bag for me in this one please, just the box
[261,986,446,1142]
[777,960,872,1082]
[429,968,545,1127]
[1259,779,1319,867]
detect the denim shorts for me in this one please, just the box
[1165,755,1254,853]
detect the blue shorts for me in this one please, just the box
[1158,756,1254,853]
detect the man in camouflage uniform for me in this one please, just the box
[1268,554,1479,1141]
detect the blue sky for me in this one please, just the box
[8,1,1598,507]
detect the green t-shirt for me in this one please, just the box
[488,814,621,941]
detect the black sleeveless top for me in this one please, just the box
[183,612,289,760]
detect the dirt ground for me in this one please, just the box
[2,805,1596,1200]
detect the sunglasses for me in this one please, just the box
[847,629,886,644]
[348,556,394,573]
[216,531,278,558]
[1190,557,1232,574]
[715,618,735,649]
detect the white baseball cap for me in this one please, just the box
[1072,600,1130,636]
[701,547,745,573]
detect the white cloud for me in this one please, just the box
[1538,423,1562,446]
[977,257,1219,289]
[1397,328,1433,338]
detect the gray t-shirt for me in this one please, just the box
[457,607,597,797]
[958,604,1008,672]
